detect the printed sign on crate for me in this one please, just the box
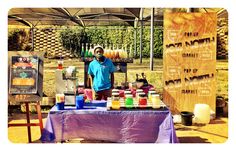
[163,12,217,113]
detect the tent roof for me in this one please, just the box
[8,8,227,28]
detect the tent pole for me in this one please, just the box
[139,8,143,64]
[134,27,137,58]
[150,8,154,71]
[31,27,34,51]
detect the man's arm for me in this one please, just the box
[89,74,96,100]
[89,74,94,88]
[110,73,114,89]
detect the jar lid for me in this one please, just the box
[152,94,160,97]
[125,92,132,95]
[112,89,119,92]
[136,89,143,92]
[125,94,133,98]
[138,93,146,97]
[151,93,159,95]
[139,94,146,97]
[112,93,120,97]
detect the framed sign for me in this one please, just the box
[163,12,217,113]
[9,56,39,94]
[8,51,44,102]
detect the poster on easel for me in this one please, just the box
[9,55,39,94]
[8,51,44,101]
[163,12,217,113]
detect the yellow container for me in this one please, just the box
[111,93,120,110]
[148,91,156,102]
[152,94,161,109]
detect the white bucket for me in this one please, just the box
[193,104,211,124]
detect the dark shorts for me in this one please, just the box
[94,89,112,100]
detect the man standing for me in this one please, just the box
[88,46,116,100]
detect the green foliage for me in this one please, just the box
[85,26,135,48]
[135,27,163,58]
[58,26,163,58]
[8,29,32,51]
[58,27,88,55]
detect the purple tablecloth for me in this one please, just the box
[41,101,178,143]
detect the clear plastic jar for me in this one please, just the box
[151,94,160,109]
[148,90,157,102]
[125,94,133,108]
[136,91,145,100]
[111,93,120,109]
[124,91,132,99]
[107,97,112,110]
[138,93,147,108]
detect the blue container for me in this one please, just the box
[56,102,65,110]
[76,95,84,109]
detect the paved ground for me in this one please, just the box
[8,112,228,144]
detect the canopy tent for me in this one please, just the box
[8,8,142,27]
[8,8,228,69]
[8,8,227,28]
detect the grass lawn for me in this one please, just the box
[42,58,228,100]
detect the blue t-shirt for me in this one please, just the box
[88,57,116,92]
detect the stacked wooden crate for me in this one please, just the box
[217,18,228,59]
[33,28,73,58]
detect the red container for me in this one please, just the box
[139,94,147,108]
[57,60,63,69]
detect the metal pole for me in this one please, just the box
[187,8,194,12]
[150,8,154,71]
[134,28,137,58]
[31,27,34,51]
[140,8,143,64]
[187,8,199,12]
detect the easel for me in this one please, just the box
[8,99,43,143]
[8,51,44,143]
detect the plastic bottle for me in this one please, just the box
[88,51,93,57]
[106,49,111,59]
[103,44,108,58]
[89,44,94,57]
[85,49,89,58]
[84,43,89,58]
[81,47,84,57]
[115,50,120,59]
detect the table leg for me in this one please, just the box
[25,102,32,143]
[36,101,43,135]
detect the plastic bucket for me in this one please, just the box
[56,102,65,110]
[193,104,211,124]
[181,111,194,126]
[76,95,84,109]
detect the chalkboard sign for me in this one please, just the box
[9,56,39,94]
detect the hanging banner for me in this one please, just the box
[163,12,217,113]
